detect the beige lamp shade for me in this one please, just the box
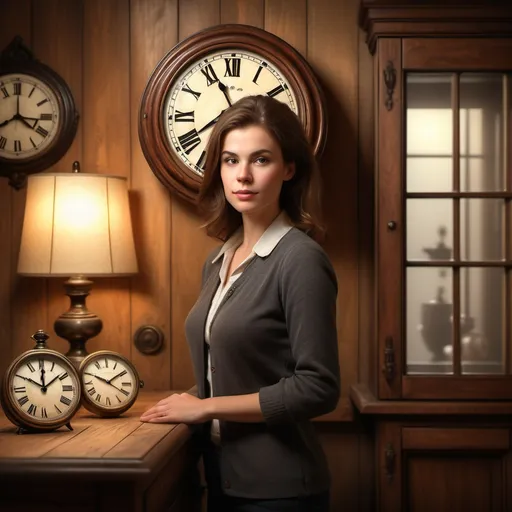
[18,173,138,277]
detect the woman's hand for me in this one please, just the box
[140,392,209,424]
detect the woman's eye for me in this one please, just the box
[224,157,237,164]
[255,157,268,164]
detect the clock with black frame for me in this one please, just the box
[0,36,79,189]
[139,24,327,203]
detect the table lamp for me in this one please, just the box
[17,165,138,368]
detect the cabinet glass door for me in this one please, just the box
[405,72,511,377]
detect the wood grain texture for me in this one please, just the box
[221,0,264,26]
[0,0,31,377]
[377,38,403,399]
[319,424,360,511]
[129,0,177,390]
[0,424,90,458]
[171,0,222,390]
[308,0,360,398]
[82,0,132,358]
[402,427,510,451]
[179,0,220,39]
[358,24,376,394]
[265,0,307,57]
[0,391,184,462]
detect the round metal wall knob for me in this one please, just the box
[133,325,165,355]
[387,221,397,230]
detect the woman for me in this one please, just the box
[141,95,340,512]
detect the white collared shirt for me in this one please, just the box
[205,211,293,443]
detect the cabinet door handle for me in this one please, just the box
[382,336,395,382]
[383,60,396,111]
[384,442,396,482]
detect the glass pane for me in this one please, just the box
[459,267,504,375]
[460,199,504,261]
[460,73,505,192]
[407,199,452,261]
[406,267,453,375]
[406,73,453,193]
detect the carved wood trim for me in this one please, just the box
[359,1,512,54]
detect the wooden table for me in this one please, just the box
[0,391,202,512]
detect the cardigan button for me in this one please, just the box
[224,480,231,489]
[211,366,216,373]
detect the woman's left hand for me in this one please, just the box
[140,393,209,424]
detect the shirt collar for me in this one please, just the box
[212,211,293,263]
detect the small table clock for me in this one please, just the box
[78,350,144,417]
[0,330,82,433]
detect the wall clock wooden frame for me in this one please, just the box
[0,36,79,190]
[138,24,327,204]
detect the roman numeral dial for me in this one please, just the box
[2,346,81,431]
[164,50,298,179]
[79,351,142,417]
[139,24,327,206]
[0,73,60,161]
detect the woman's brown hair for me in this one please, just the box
[198,95,325,242]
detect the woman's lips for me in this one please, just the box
[234,191,257,200]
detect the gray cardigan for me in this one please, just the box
[185,227,340,499]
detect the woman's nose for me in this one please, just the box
[236,162,252,182]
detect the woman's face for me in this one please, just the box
[220,125,294,224]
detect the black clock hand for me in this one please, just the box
[218,81,233,106]
[0,115,15,127]
[44,372,67,389]
[16,94,19,115]
[197,111,225,134]
[12,113,38,130]
[108,370,129,384]
[40,364,46,388]
[15,374,43,388]
[84,371,111,385]
[17,114,40,121]
[84,371,124,393]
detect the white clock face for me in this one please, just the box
[0,73,60,160]
[163,49,298,177]
[9,354,79,424]
[82,355,137,410]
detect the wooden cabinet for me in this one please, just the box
[0,391,202,512]
[354,1,512,509]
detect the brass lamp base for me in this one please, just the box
[54,275,103,369]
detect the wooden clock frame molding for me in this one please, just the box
[0,36,79,190]
[138,24,327,204]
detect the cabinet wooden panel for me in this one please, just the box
[377,421,511,512]
[406,457,502,511]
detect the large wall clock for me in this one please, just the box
[0,36,79,190]
[139,24,327,204]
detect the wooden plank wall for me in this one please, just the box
[0,1,374,509]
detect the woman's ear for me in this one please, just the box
[284,162,295,181]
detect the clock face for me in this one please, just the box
[139,24,327,204]
[7,352,80,425]
[0,73,60,160]
[163,49,299,178]
[80,352,139,413]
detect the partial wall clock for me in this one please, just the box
[139,24,327,204]
[0,36,79,189]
